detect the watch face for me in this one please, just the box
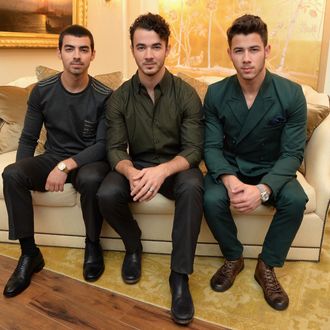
[58,162,66,171]
[261,192,269,202]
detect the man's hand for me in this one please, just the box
[131,164,168,202]
[45,158,77,192]
[126,166,142,191]
[221,175,245,200]
[45,168,68,192]
[220,175,263,213]
[229,184,261,213]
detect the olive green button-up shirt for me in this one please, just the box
[106,69,203,169]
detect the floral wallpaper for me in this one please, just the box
[159,0,326,88]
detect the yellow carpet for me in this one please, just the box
[1,217,329,330]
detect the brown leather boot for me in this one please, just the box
[254,256,289,311]
[210,256,244,292]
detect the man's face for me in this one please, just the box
[131,28,170,77]
[58,35,95,76]
[228,33,270,81]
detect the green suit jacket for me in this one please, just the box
[203,70,307,198]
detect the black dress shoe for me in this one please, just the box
[83,240,104,282]
[169,271,194,325]
[3,249,45,298]
[121,244,142,284]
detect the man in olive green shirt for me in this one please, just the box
[97,13,203,325]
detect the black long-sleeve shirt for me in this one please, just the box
[17,73,112,166]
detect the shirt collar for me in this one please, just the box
[132,68,172,94]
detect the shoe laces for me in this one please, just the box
[220,259,238,277]
[263,267,284,295]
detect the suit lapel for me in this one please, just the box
[236,72,275,144]
[226,77,247,126]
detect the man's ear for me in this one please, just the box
[165,44,171,57]
[227,47,232,59]
[91,49,96,61]
[265,44,271,59]
[57,48,62,60]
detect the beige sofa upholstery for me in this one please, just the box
[0,74,329,261]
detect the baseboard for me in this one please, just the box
[0,230,321,261]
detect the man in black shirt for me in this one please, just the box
[2,25,111,298]
[98,13,203,325]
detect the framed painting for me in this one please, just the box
[0,0,87,48]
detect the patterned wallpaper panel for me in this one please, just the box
[159,0,326,89]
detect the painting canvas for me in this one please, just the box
[159,0,327,89]
[0,0,87,48]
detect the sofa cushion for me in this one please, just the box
[0,151,316,214]
[0,151,16,189]
[0,84,47,154]
[0,85,35,153]
[0,122,22,153]
[0,85,31,125]
[31,186,78,207]
[94,72,123,91]
[302,84,329,107]
[35,66,59,81]
[7,76,38,88]
[306,103,330,141]
[177,72,208,101]
[299,102,329,174]
[35,65,123,90]
[130,194,175,214]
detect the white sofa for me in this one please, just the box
[0,73,329,261]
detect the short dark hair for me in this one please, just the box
[129,13,170,46]
[58,24,94,52]
[227,15,268,47]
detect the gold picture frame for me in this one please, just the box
[0,0,87,48]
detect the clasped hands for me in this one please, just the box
[128,165,167,202]
[222,175,262,214]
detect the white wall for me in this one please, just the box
[86,0,124,77]
[0,48,62,84]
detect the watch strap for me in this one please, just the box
[256,184,269,202]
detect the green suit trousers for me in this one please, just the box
[203,173,308,267]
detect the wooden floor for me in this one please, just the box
[0,255,226,330]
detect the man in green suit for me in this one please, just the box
[203,14,308,311]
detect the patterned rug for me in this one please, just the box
[1,217,329,330]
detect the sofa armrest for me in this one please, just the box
[304,114,330,219]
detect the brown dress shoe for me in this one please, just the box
[254,256,289,311]
[210,256,244,292]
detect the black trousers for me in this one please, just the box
[2,153,109,241]
[97,166,204,274]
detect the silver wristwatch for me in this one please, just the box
[256,184,270,203]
